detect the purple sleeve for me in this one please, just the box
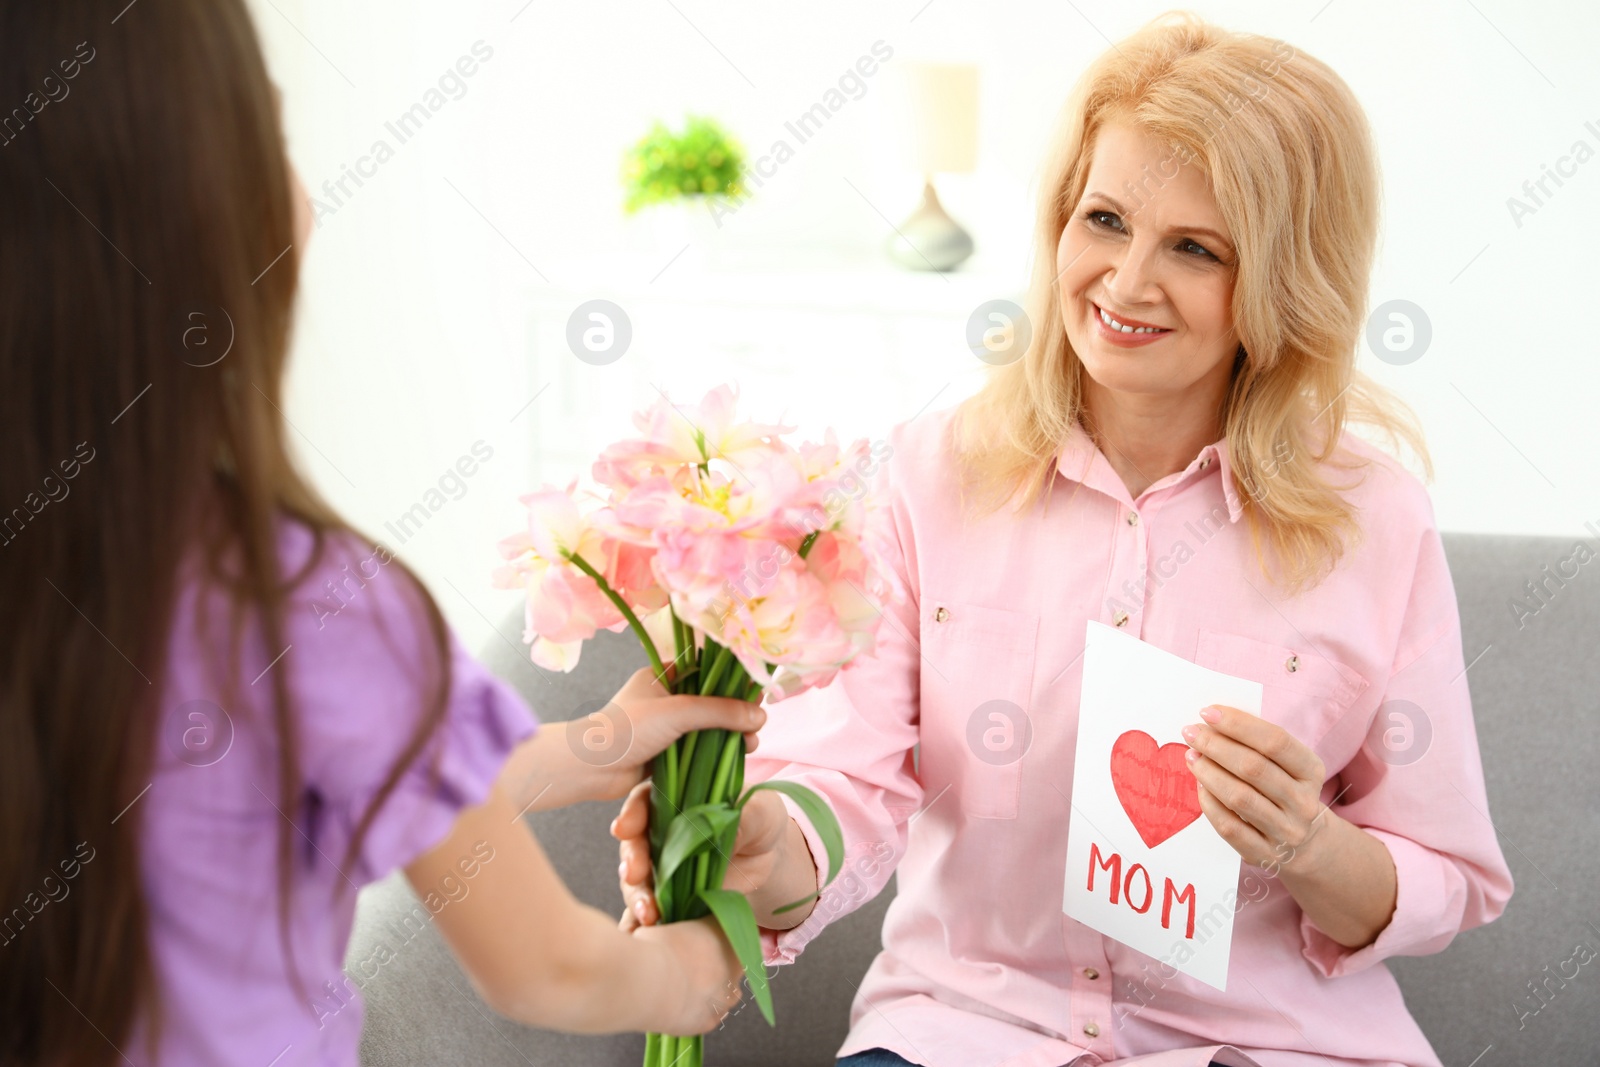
[340,628,540,883]
[285,531,539,885]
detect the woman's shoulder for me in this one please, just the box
[1321,428,1441,564]
[1325,429,1434,512]
[878,401,967,486]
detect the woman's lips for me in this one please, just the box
[1091,302,1172,347]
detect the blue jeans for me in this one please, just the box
[838,1052,1229,1067]
[837,1051,919,1067]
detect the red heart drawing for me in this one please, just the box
[1110,729,1203,848]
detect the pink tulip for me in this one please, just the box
[593,384,793,492]
[495,385,900,696]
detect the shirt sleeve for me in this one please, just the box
[289,535,540,886]
[747,434,925,966]
[1298,517,1513,978]
[340,626,540,884]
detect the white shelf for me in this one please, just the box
[516,250,1029,489]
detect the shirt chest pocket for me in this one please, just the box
[1192,629,1370,760]
[919,601,1039,820]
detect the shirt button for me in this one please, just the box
[1200,456,1212,468]
[1083,967,1100,980]
[1113,610,1130,628]
[1126,510,1140,526]
[934,607,949,623]
[1285,654,1299,673]
[1083,1022,1100,1038]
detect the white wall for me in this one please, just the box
[248,0,1600,652]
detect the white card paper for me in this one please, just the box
[1061,620,1264,991]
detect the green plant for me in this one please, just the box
[622,115,745,213]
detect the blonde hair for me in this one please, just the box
[951,10,1430,594]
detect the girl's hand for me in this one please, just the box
[613,782,791,931]
[581,665,765,803]
[630,914,745,1035]
[500,666,764,814]
[1183,704,1331,874]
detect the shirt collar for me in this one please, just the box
[1053,419,1244,524]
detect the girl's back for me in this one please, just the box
[130,515,534,1064]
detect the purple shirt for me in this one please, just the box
[126,515,539,1065]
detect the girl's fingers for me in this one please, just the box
[663,693,766,738]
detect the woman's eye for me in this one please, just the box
[1083,210,1218,261]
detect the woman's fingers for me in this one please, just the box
[1184,722,1298,810]
[1196,781,1274,866]
[1198,705,1324,783]
[610,780,651,840]
[613,780,660,927]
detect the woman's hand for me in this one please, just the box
[613,782,794,930]
[1183,703,1399,949]
[1182,704,1331,873]
[498,666,765,815]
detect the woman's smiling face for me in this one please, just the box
[1057,121,1240,408]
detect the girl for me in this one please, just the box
[617,12,1513,1067]
[0,1,757,1064]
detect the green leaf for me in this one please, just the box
[738,781,845,887]
[657,802,740,890]
[704,809,743,893]
[771,889,819,916]
[680,728,726,811]
[699,887,776,1027]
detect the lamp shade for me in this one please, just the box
[885,62,978,175]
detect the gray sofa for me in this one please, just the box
[351,533,1599,1065]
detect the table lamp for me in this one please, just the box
[884,62,978,272]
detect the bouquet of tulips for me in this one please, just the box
[492,385,900,1067]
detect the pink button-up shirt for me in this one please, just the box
[750,403,1512,1067]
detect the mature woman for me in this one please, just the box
[616,12,1512,1067]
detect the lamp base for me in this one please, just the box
[887,179,974,272]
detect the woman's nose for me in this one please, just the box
[1101,240,1162,306]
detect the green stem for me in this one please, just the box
[693,850,710,901]
[708,726,740,808]
[670,609,686,688]
[699,644,733,696]
[675,732,700,806]
[718,658,749,699]
[564,552,668,684]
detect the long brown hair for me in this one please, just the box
[952,10,1430,593]
[0,2,451,1061]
